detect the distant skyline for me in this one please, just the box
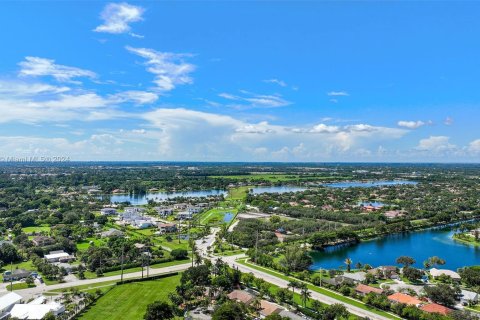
[1,2,479,162]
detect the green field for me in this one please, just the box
[7,282,35,291]
[210,174,305,182]
[199,208,237,225]
[21,226,51,234]
[78,275,181,320]
[227,186,251,200]
[76,238,106,251]
[83,259,189,279]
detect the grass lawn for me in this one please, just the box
[227,186,252,200]
[78,275,182,320]
[83,258,189,279]
[21,226,51,234]
[76,238,106,251]
[156,237,190,251]
[49,279,121,295]
[237,259,401,320]
[210,174,305,182]
[7,282,35,291]
[199,208,238,225]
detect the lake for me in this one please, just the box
[323,180,418,188]
[223,212,235,223]
[101,189,227,205]
[310,226,480,271]
[250,186,308,194]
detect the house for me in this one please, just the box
[384,210,405,219]
[177,211,193,220]
[173,203,188,210]
[341,272,366,283]
[3,269,33,282]
[387,293,422,306]
[133,220,155,229]
[420,303,453,316]
[355,284,383,296]
[124,207,145,215]
[0,292,23,318]
[460,290,479,305]
[155,207,174,217]
[31,236,55,247]
[44,250,75,263]
[158,223,177,234]
[429,268,461,281]
[369,266,399,279]
[470,228,480,237]
[10,296,64,319]
[100,228,124,238]
[227,290,255,305]
[187,206,202,214]
[100,208,117,215]
[259,300,282,317]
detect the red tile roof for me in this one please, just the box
[420,303,453,315]
[387,293,422,305]
[355,284,383,295]
[260,300,282,316]
[227,290,255,304]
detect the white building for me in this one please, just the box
[10,296,64,319]
[429,268,461,281]
[0,292,23,319]
[460,290,479,305]
[177,211,193,220]
[44,250,74,263]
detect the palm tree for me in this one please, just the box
[288,280,299,294]
[299,284,311,307]
[344,258,352,272]
[251,297,261,315]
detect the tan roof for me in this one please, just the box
[227,290,254,304]
[355,284,383,295]
[420,303,453,315]
[387,293,422,305]
[260,300,282,316]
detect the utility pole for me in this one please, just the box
[120,241,125,283]
[254,230,259,264]
[10,262,13,291]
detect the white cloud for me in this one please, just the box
[19,57,96,82]
[218,91,291,109]
[444,117,454,125]
[397,120,427,129]
[309,124,340,133]
[126,46,195,92]
[416,136,456,152]
[327,91,349,96]
[263,79,287,87]
[94,2,144,36]
[0,81,70,96]
[111,90,158,105]
[468,139,480,154]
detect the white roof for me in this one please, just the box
[461,290,479,300]
[10,302,63,319]
[0,292,22,311]
[44,252,69,260]
[343,272,367,281]
[430,268,461,279]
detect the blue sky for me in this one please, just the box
[0,1,479,162]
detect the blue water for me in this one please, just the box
[101,189,227,205]
[223,212,235,223]
[310,226,480,271]
[359,201,384,208]
[250,186,308,194]
[323,180,418,188]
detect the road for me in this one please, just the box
[12,262,191,300]
[221,254,396,320]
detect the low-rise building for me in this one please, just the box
[177,211,193,220]
[420,303,453,316]
[227,290,255,305]
[158,223,177,234]
[259,300,282,317]
[0,292,23,318]
[155,207,174,217]
[355,284,383,296]
[44,250,75,263]
[100,228,125,238]
[32,236,55,247]
[387,293,422,306]
[460,289,479,305]
[100,208,117,215]
[10,296,64,319]
[3,269,33,282]
[429,268,461,281]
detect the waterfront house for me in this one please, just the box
[124,207,145,215]
[429,268,461,281]
[387,293,422,306]
[340,272,367,283]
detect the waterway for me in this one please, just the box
[101,189,227,205]
[250,186,308,194]
[310,226,480,271]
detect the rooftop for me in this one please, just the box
[387,293,422,305]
